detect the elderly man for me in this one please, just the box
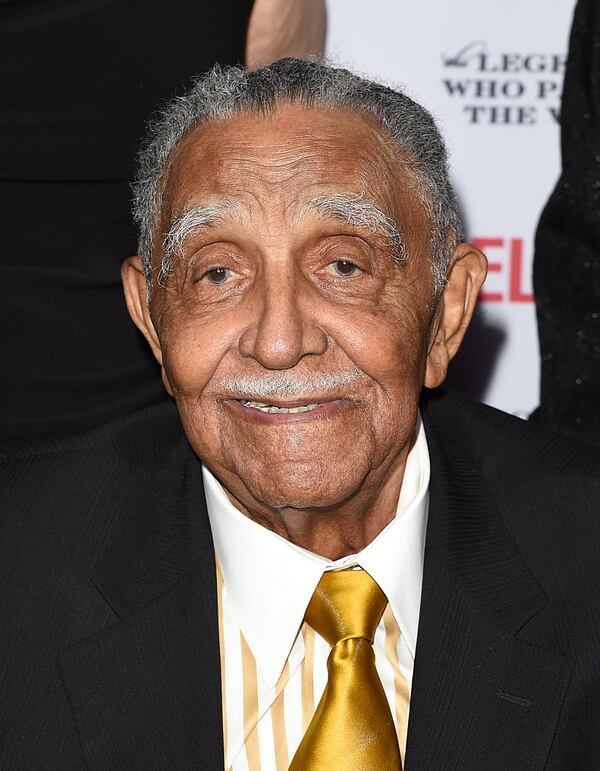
[2,60,600,770]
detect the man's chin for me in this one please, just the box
[236,465,365,514]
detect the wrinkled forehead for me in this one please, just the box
[159,104,427,232]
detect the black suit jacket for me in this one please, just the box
[2,390,600,770]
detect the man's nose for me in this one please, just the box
[238,270,327,369]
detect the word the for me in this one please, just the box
[463,105,559,125]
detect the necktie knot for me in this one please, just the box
[304,569,388,647]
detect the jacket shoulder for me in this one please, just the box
[425,389,600,613]
[423,388,600,479]
[0,399,182,469]
[0,401,187,589]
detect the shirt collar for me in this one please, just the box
[204,415,430,689]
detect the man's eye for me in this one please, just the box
[326,260,361,278]
[202,266,230,284]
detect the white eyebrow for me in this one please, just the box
[308,193,406,263]
[159,201,242,284]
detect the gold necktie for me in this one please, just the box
[289,570,402,771]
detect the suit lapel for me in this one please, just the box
[405,398,572,770]
[59,437,225,771]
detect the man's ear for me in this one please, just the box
[121,256,163,365]
[424,243,487,388]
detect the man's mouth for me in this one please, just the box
[226,396,346,424]
[238,400,320,414]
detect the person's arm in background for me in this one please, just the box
[245,0,326,68]
[531,0,600,446]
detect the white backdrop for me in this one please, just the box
[326,0,576,418]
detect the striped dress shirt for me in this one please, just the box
[204,416,430,771]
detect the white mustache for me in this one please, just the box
[221,369,363,399]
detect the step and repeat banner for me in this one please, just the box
[326,0,576,418]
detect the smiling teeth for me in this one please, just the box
[241,400,319,413]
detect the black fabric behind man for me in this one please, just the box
[2,389,600,769]
[532,0,600,446]
[0,0,253,448]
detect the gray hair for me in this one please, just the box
[132,58,463,295]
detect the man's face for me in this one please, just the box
[137,106,445,511]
